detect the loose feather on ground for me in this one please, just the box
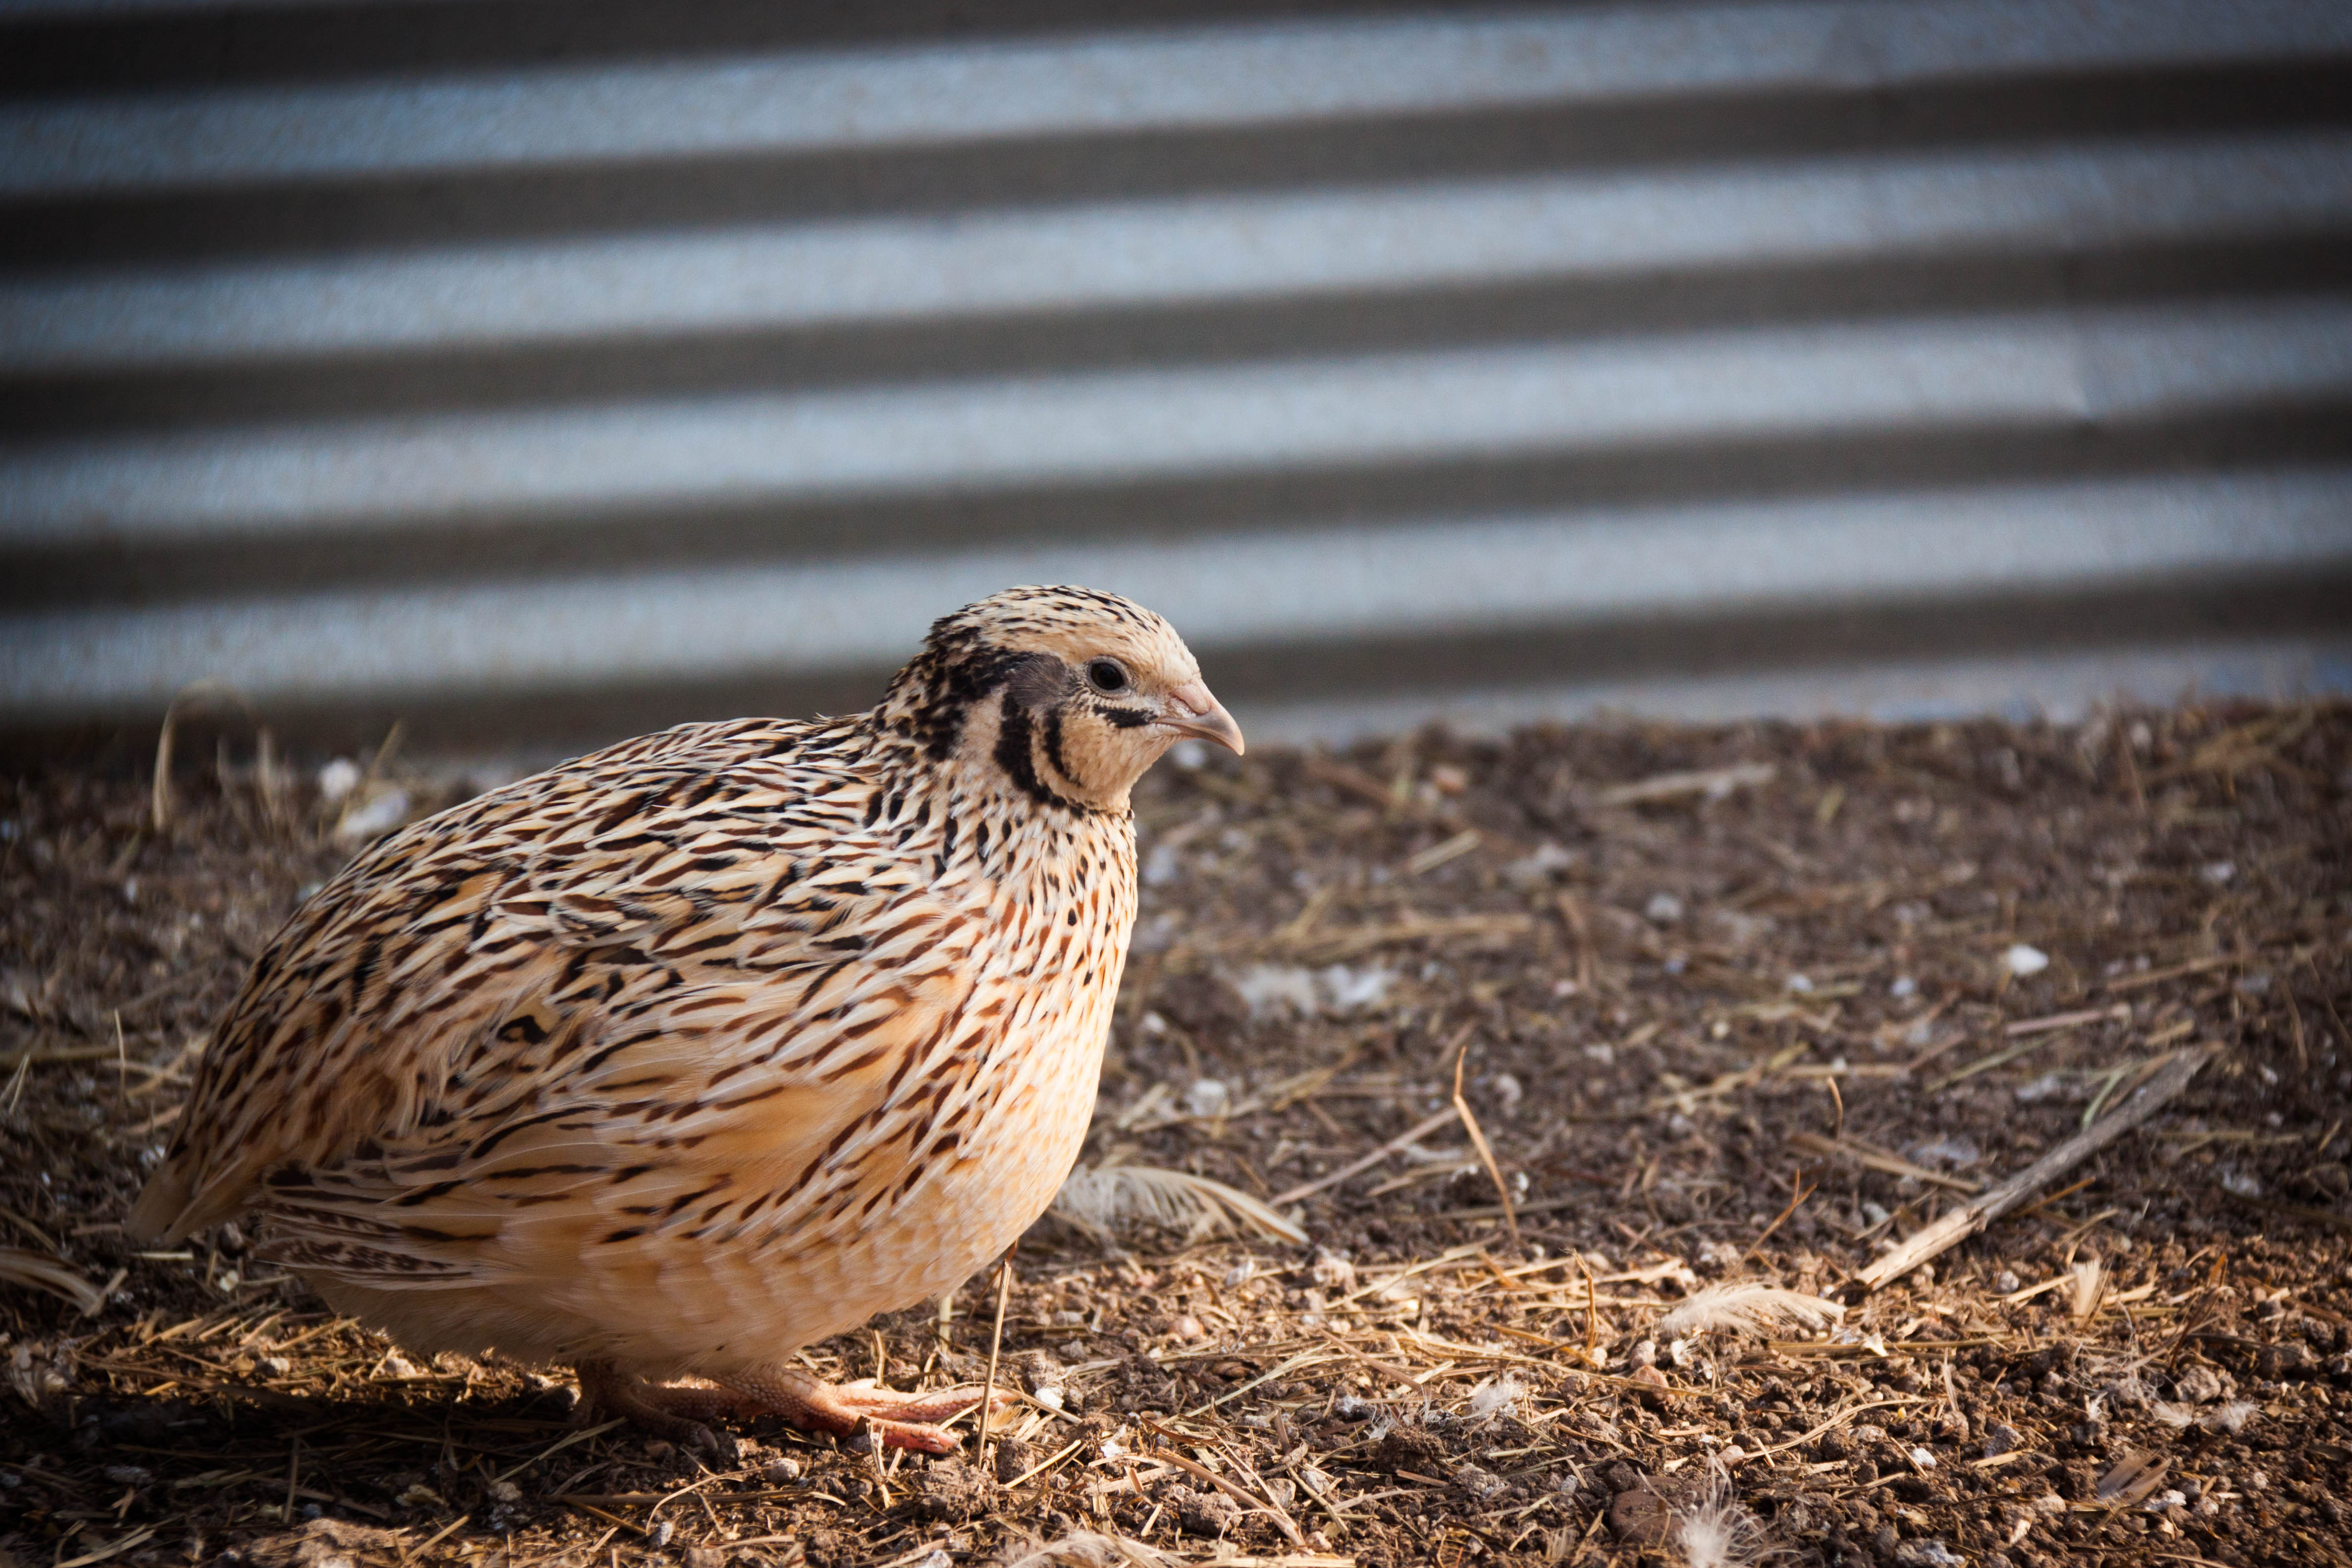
[1657,1281,1846,1340]
[1051,1164,1306,1244]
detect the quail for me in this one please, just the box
[129,585,1242,1452]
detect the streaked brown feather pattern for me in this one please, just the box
[131,588,1237,1441]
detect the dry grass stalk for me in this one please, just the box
[1572,1251,1600,1363]
[1002,1435,1088,1489]
[1927,1034,2059,1093]
[1142,1439,1305,1546]
[2103,953,2242,993]
[149,680,262,834]
[2005,1005,2131,1037]
[978,1253,1014,1455]
[1593,762,1774,807]
[1788,1132,1981,1193]
[0,1244,109,1314]
[2094,1451,2170,1507]
[55,1520,162,1568]
[1403,830,1482,877]
[1743,1171,1815,1264]
[150,693,185,833]
[1452,1039,1519,1247]
[1857,1045,2216,1290]
[1270,1105,1460,1207]
[0,1202,62,1253]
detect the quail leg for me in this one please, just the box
[572,1360,744,1458]
[717,1366,1016,1454]
[572,1361,1014,1456]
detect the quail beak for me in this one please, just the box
[1160,682,1246,756]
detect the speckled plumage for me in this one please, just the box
[129,586,1241,1449]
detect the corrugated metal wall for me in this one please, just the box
[6,0,2352,751]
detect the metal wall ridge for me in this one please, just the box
[7,0,2350,199]
[7,467,2350,723]
[9,298,2352,551]
[7,131,2351,381]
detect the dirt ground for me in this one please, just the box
[4,700,2350,1568]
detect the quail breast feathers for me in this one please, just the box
[128,586,1242,1451]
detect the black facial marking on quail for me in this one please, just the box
[993,693,1080,813]
[1041,707,1078,791]
[1004,652,1071,711]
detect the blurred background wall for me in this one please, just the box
[4,0,2352,758]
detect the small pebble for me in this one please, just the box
[1311,1249,1356,1289]
[1893,1542,1964,1568]
[316,758,362,802]
[1607,1483,1672,1546]
[2174,1365,2227,1404]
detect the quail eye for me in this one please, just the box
[1085,658,1128,693]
